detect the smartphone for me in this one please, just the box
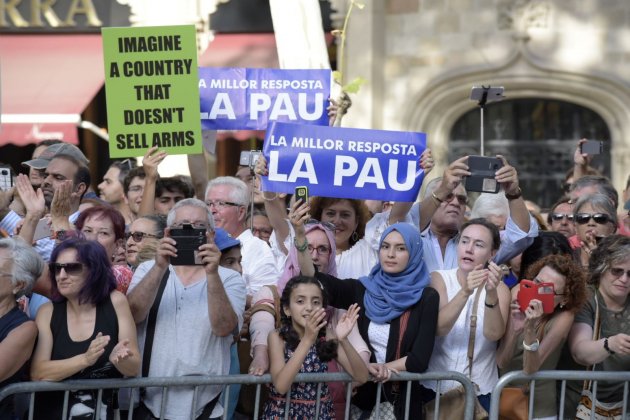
[169,224,207,266]
[0,165,13,191]
[464,156,503,193]
[33,218,51,241]
[517,280,555,314]
[239,150,262,169]
[469,86,505,103]
[295,186,309,204]
[580,140,603,155]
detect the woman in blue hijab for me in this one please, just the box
[295,215,439,420]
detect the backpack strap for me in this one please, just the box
[141,268,170,385]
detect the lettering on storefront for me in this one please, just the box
[0,0,102,28]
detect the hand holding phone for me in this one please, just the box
[295,186,309,204]
[517,280,555,314]
[580,140,603,155]
[464,156,503,193]
[169,224,207,266]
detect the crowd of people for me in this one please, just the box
[0,133,629,420]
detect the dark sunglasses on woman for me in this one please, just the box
[50,262,84,276]
[574,213,611,225]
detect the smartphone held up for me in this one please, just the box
[517,280,555,314]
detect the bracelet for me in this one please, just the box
[262,192,278,201]
[293,236,309,252]
[431,191,444,204]
[484,300,498,309]
[505,187,522,200]
[604,337,616,355]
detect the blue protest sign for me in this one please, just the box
[261,122,427,202]
[199,68,331,130]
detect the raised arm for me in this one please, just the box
[138,147,168,217]
[496,155,530,234]
[126,233,174,323]
[389,148,434,224]
[197,232,239,337]
[255,155,289,254]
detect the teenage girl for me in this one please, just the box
[263,276,369,419]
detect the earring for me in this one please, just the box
[351,231,359,242]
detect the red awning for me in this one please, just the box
[200,33,279,141]
[0,34,105,146]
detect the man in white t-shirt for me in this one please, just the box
[127,198,246,419]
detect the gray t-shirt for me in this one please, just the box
[574,288,630,403]
[129,261,246,420]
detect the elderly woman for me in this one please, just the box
[125,215,166,270]
[571,193,618,268]
[497,254,586,419]
[564,235,630,418]
[75,205,133,293]
[426,218,511,411]
[30,239,140,419]
[0,238,43,418]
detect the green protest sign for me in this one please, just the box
[102,25,202,158]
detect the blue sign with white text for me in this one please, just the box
[198,68,331,130]
[261,122,427,202]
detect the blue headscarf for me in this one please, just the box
[359,223,429,324]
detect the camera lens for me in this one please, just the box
[0,170,7,175]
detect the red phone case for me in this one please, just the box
[517,280,555,314]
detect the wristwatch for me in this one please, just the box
[505,187,522,200]
[522,339,540,352]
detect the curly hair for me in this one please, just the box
[524,254,587,314]
[309,197,370,248]
[588,235,630,286]
[279,276,337,362]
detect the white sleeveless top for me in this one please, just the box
[424,268,499,395]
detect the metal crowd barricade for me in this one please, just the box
[489,370,630,420]
[0,371,476,420]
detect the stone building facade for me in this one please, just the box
[332,0,630,207]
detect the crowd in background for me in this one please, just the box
[0,133,629,420]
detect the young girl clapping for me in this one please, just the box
[263,276,368,419]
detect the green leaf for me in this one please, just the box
[343,77,367,94]
[332,70,343,85]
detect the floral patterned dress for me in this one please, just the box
[263,342,334,419]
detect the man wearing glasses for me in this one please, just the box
[547,197,576,238]
[204,177,279,304]
[412,155,537,273]
[127,198,246,419]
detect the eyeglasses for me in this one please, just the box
[533,277,565,296]
[205,200,243,209]
[609,267,630,279]
[306,219,336,231]
[551,213,574,222]
[126,231,159,242]
[50,262,84,276]
[308,245,331,255]
[170,221,210,230]
[574,213,612,225]
[444,192,468,206]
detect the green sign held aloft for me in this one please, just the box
[102,25,202,158]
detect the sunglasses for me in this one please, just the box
[50,262,84,276]
[610,267,630,279]
[126,231,159,242]
[551,213,574,222]
[574,213,612,225]
[306,219,336,231]
[444,192,468,206]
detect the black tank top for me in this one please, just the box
[32,295,123,419]
[0,306,31,418]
